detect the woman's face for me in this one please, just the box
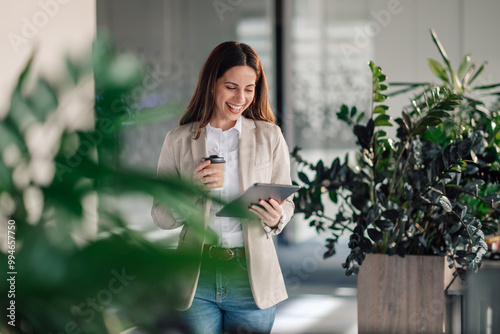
[211,65,257,129]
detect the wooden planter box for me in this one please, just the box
[357,254,456,334]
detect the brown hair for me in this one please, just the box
[180,41,275,138]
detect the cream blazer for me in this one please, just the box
[151,117,294,310]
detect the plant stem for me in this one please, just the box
[487,124,500,147]
[389,139,411,196]
[451,211,474,246]
[316,213,355,233]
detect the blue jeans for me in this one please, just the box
[181,256,276,334]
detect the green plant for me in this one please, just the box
[292,29,500,278]
[0,34,209,333]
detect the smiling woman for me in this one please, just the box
[211,65,257,130]
[179,41,275,139]
[151,41,295,334]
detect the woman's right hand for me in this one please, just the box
[193,160,222,189]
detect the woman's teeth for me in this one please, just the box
[227,102,242,111]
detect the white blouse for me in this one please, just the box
[206,117,244,248]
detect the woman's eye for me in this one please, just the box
[226,87,236,90]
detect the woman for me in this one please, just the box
[151,41,294,334]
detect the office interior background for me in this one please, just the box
[3,0,500,238]
[1,1,500,333]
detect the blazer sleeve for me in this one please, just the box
[271,126,295,226]
[151,130,184,230]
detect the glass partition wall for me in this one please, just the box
[97,0,275,173]
[284,0,375,242]
[287,0,372,151]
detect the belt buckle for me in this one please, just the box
[209,245,235,260]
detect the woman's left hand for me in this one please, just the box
[249,198,284,228]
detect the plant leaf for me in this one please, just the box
[421,117,442,126]
[428,58,450,83]
[374,219,395,232]
[337,104,352,124]
[439,196,453,212]
[430,29,461,91]
[418,236,428,247]
[359,237,374,253]
[428,110,451,118]
[329,191,338,204]
[367,228,383,243]
[373,105,389,114]
[298,172,310,185]
[463,180,485,194]
[449,223,462,234]
[356,112,366,123]
[457,138,472,158]
[457,54,471,78]
[382,209,400,220]
[402,111,412,129]
[468,61,487,85]
[374,114,392,127]
[374,92,387,103]
[473,82,500,90]
[350,106,358,117]
[461,64,476,87]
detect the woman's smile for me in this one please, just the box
[226,102,243,112]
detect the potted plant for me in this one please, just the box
[292,29,500,333]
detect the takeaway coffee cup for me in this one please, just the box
[201,155,225,190]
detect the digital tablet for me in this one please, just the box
[215,183,300,218]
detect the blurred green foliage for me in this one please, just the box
[0,33,208,333]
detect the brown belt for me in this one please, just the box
[202,245,245,261]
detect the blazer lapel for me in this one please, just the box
[239,118,259,261]
[189,122,210,231]
[239,117,256,193]
[190,122,208,168]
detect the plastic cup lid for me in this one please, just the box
[202,155,225,163]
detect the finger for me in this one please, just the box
[195,161,211,173]
[194,160,211,173]
[249,204,269,217]
[206,181,222,189]
[262,200,282,220]
[251,203,278,222]
[268,198,283,210]
[194,168,220,182]
[249,206,279,226]
[201,176,221,184]
[258,200,278,214]
[203,168,222,176]
[249,206,267,221]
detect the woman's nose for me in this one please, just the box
[235,89,245,102]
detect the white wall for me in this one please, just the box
[0,0,96,115]
[373,0,500,116]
